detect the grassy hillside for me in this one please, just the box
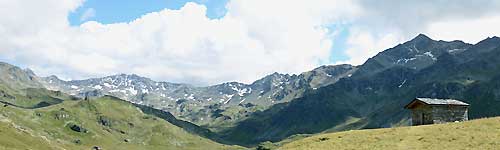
[0,96,242,150]
[278,117,500,150]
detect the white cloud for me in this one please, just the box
[426,15,500,44]
[0,0,357,85]
[338,0,500,65]
[343,28,402,65]
[80,8,96,21]
[1,0,500,85]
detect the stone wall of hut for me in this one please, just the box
[430,105,468,124]
[410,105,468,126]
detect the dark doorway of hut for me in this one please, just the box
[421,113,425,125]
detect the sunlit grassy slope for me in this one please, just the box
[0,96,242,150]
[279,117,500,150]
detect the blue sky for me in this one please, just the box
[68,0,351,64]
[69,0,229,24]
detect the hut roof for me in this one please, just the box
[404,98,469,109]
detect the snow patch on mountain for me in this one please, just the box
[448,48,466,53]
[397,57,417,64]
[424,51,437,60]
[239,98,246,104]
[398,79,407,88]
[93,85,102,90]
[127,87,137,95]
[102,82,113,88]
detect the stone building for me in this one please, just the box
[404,98,469,126]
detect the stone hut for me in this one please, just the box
[404,98,469,126]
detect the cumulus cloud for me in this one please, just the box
[342,28,402,65]
[80,8,96,21]
[357,0,500,34]
[1,0,500,85]
[0,0,357,85]
[426,15,500,44]
[341,0,500,65]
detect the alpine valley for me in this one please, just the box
[1,34,500,149]
[41,62,356,131]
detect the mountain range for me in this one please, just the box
[1,34,500,148]
[40,63,356,131]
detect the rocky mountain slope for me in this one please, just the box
[0,62,44,90]
[218,34,500,146]
[0,63,78,109]
[40,64,356,129]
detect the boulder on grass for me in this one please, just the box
[67,123,88,133]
